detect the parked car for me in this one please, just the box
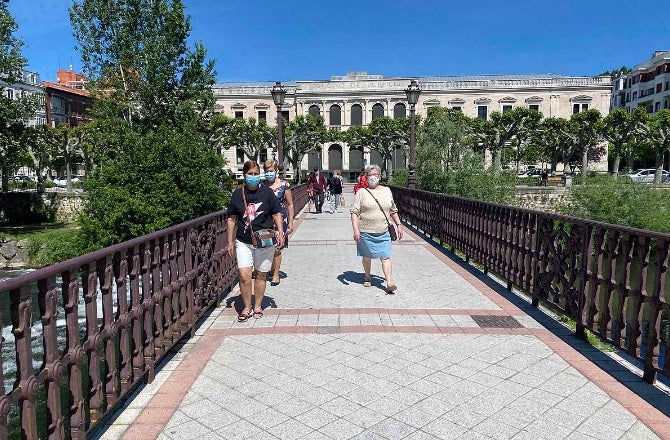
[12,174,35,182]
[627,169,670,183]
[516,168,553,178]
[53,175,84,187]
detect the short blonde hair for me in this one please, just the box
[264,159,278,171]
[333,169,341,175]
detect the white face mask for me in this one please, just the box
[368,175,380,187]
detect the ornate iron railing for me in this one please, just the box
[0,183,310,440]
[391,186,670,384]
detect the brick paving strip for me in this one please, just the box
[97,194,669,440]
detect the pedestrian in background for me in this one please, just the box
[263,159,294,286]
[350,164,403,294]
[353,168,368,194]
[226,160,285,321]
[328,169,344,213]
[307,166,327,213]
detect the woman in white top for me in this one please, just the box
[350,164,403,294]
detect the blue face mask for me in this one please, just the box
[265,171,276,181]
[245,175,261,187]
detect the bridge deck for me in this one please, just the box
[98,191,669,440]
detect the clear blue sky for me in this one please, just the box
[8,0,670,83]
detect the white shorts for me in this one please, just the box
[235,239,275,272]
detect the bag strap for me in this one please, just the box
[241,187,254,236]
[364,188,392,228]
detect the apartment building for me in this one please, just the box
[611,50,670,113]
[0,69,47,127]
[214,71,612,181]
[42,68,93,127]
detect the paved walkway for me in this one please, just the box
[98,190,670,440]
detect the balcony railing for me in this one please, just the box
[0,184,309,439]
[390,187,670,384]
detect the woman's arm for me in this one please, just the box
[226,216,237,256]
[285,188,295,232]
[273,212,286,249]
[350,191,362,242]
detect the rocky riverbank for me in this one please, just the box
[0,237,30,269]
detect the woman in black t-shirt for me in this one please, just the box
[227,161,284,322]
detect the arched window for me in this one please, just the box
[350,104,363,126]
[348,146,364,171]
[393,103,406,119]
[329,104,341,126]
[372,103,384,120]
[308,105,320,117]
[328,144,343,170]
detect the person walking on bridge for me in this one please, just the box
[307,166,327,213]
[263,159,294,286]
[350,164,403,294]
[227,161,285,322]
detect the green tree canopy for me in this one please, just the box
[285,115,328,182]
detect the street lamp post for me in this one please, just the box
[405,80,421,189]
[271,81,287,179]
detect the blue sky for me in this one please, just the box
[8,0,670,83]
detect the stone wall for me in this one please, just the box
[0,237,29,269]
[0,192,84,225]
[514,186,568,212]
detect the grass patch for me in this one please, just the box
[0,224,84,268]
[558,315,617,352]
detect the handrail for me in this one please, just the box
[390,186,670,384]
[0,183,309,439]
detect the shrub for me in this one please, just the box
[418,155,516,204]
[78,124,232,249]
[558,175,670,233]
[390,168,408,186]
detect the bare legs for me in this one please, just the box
[381,258,393,288]
[238,266,268,312]
[362,257,372,283]
[270,250,282,284]
[361,257,395,292]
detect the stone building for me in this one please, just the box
[0,69,47,127]
[213,72,612,182]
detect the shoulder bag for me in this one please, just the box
[364,188,398,241]
[242,188,278,248]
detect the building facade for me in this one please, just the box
[214,72,612,181]
[0,69,47,127]
[611,51,670,113]
[42,69,93,128]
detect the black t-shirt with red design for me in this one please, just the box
[226,185,282,244]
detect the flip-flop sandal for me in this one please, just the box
[238,308,252,322]
[386,284,397,294]
[363,279,372,287]
[253,308,264,319]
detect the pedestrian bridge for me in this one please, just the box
[0,185,668,439]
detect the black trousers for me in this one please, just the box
[312,189,325,212]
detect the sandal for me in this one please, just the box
[238,308,252,322]
[253,308,264,319]
[386,284,397,294]
[363,278,372,288]
[270,279,280,286]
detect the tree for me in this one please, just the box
[529,117,569,173]
[641,110,670,184]
[365,117,410,177]
[564,110,603,184]
[469,108,533,176]
[79,125,228,248]
[210,114,276,163]
[41,124,85,193]
[0,3,41,191]
[508,108,542,174]
[70,0,227,249]
[417,107,471,174]
[70,0,216,128]
[23,125,55,193]
[285,115,328,183]
[602,107,647,178]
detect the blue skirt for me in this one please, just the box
[357,231,392,259]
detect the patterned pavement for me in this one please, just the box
[96,190,670,440]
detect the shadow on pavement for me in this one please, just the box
[405,222,670,417]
